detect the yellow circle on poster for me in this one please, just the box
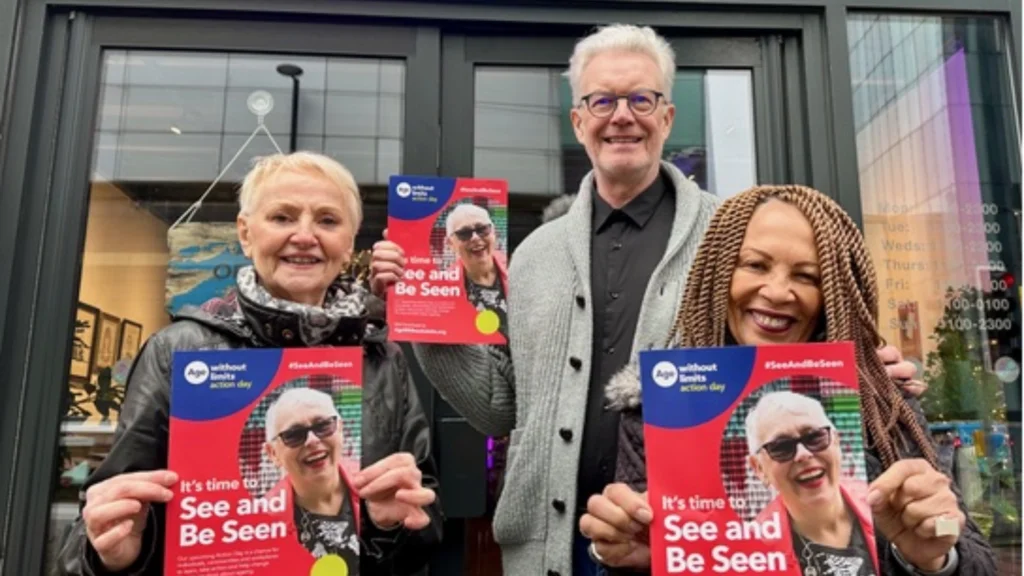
[310,555,348,576]
[475,309,500,335]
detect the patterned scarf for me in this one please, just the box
[229,266,369,346]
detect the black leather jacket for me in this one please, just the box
[56,293,443,575]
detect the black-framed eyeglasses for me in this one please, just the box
[579,89,665,117]
[758,426,832,463]
[452,223,493,242]
[273,416,339,448]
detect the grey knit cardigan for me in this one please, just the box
[413,161,720,575]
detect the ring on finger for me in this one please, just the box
[935,515,960,538]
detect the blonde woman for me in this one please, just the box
[58,152,441,576]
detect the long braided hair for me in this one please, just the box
[669,185,937,470]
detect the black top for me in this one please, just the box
[295,485,360,574]
[790,514,877,576]
[575,170,674,514]
[466,271,509,340]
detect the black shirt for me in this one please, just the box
[790,514,877,576]
[294,486,360,573]
[465,272,509,340]
[575,170,674,514]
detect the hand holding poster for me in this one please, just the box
[639,343,878,576]
[167,348,363,576]
[386,175,509,344]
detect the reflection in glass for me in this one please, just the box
[94,51,403,187]
[49,49,405,571]
[848,14,1021,572]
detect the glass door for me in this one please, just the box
[0,13,438,575]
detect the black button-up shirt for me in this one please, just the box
[575,170,674,514]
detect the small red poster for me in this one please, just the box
[386,175,509,345]
[640,343,878,576]
[167,348,363,576]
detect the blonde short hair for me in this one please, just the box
[565,24,676,103]
[238,151,363,231]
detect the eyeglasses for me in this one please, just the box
[758,426,832,462]
[452,223,493,242]
[273,416,339,448]
[579,89,665,117]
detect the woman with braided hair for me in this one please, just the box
[578,185,996,575]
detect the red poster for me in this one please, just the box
[640,343,877,576]
[386,175,509,345]
[167,348,363,575]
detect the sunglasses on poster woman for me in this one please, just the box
[272,416,339,448]
[757,426,833,462]
[452,223,493,242]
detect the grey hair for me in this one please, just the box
[265,387,340,443]
[564,24,676,103]
[744,391,834,455]
[445,203,492,236]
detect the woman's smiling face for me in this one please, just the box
[727,200,823,346]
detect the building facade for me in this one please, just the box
[0,0,1020,574]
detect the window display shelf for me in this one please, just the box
[60,421,116,434]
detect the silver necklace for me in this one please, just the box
[795,532,823,576]
[299,507,315,544]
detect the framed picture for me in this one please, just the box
[118,319,143,362]
[70,303,99,381]
[94,312,121,374]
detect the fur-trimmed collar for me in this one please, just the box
[542,194,577,223]
[605,361,643,411]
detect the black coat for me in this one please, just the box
[56,292,443,575]
[603,362,998,576]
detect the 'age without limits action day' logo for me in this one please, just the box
[652,361,679,388]
[396,182,412,198]
[184,361,210,385]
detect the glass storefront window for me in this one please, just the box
[49,49,405,571]
[847,13,1021,572]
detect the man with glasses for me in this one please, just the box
[372,24,712,576]
[370,23,920,576]
[444,203,509,339]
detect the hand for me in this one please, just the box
[82,470,178,572]
[878,345,928,397]
[354,452,435,530]
[370,229,406,298]
[867,459,964,572]
[578,483,652,569]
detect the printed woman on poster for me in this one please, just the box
[746,390,877,576]
[264,388,361,570]
[444,203,509,339]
